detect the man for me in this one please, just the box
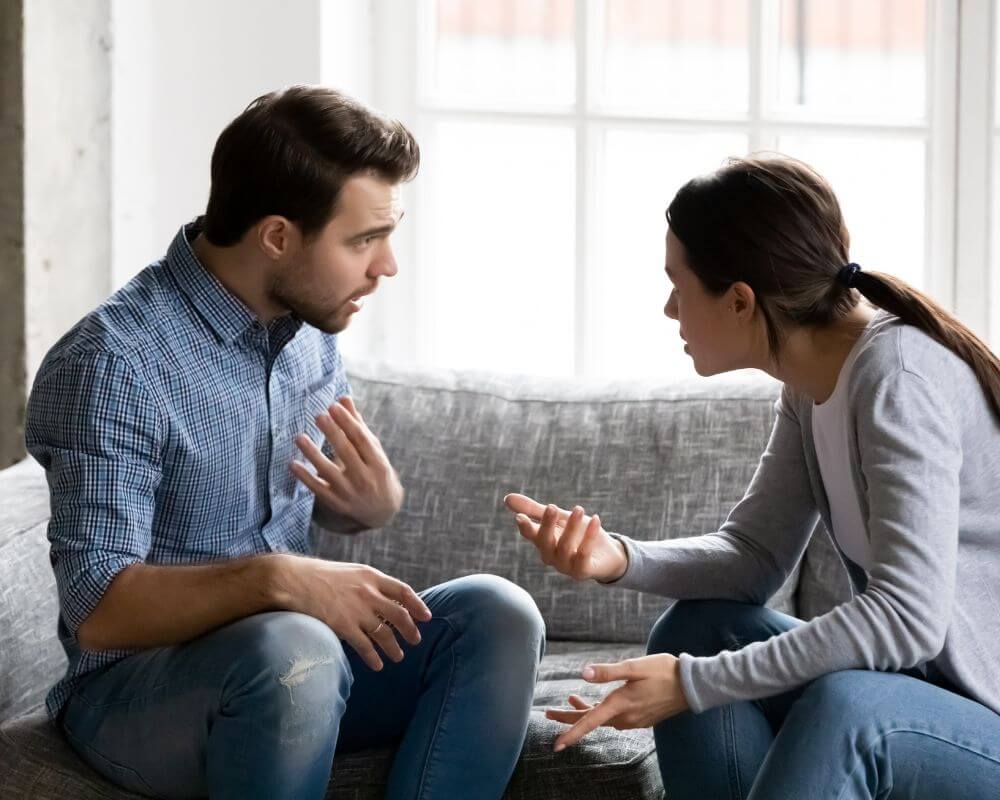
[25,85,544,800]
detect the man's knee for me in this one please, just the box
[225,611,353,710]
[434,574,546,655]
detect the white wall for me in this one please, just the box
[109,0,383,356]
[24,0,112,383]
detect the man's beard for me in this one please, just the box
[271,277,351,335]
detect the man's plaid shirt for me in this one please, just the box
[25,219,350,722]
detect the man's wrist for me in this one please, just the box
[257,553,297,611]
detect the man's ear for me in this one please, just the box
[256,216,298,260]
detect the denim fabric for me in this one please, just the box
[58,575,544,800]
[647,599,1000,799]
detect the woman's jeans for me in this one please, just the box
[59,574,545,800]
[649,599,1000,800]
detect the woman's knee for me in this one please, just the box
[647,599,783,658]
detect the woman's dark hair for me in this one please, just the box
[666,154,1000,420]
[204,85,420,246]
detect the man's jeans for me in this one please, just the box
[649,599,1000,800]
[59,574,545,799]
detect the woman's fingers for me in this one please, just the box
[504,493,570,524]
[535,504,561,562]
[555,506,588,572]
[568,694,592,710]
[572,514,604,575]
[503,493,547,521]
[554,691,628,751]
[582,660,638,684]
[515,514,541,543]
[545,708,589,724]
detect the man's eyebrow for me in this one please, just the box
[665,265,675,277]
[347,212,404,243]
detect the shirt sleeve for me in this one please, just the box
[677,369,962,713]
[25,350,163,638]
[606,383,819,606]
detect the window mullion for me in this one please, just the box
[575,0,591,376]
[954,0,994,340]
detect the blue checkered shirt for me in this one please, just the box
[25,219,351,722]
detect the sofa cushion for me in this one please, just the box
[0,642,661,799]
[313,361,800,643]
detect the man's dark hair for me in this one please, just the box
[203,85,420,246]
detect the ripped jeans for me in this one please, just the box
[59,574,545,800]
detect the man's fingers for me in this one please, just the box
[554,692,627,751]
[366,615,405,663]
[344,629,384,671]
[316,413,366,473]
[381,577,433,622]
[329,403,381,464]
[289,460,349,511]
[375,597,422,647]
[294,434,341,479]
[338,395,364,422]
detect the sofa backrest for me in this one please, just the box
[0,360,852,720]
[312,360,808,643]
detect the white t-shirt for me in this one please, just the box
[811,320,878,570]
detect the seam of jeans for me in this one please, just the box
[833,727,1000,800]
[723,704,742,800]
[414,615,459,800]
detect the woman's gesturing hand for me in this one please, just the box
[545,654,689,751]
[502,493,629,583]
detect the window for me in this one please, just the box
[352,0,993,377]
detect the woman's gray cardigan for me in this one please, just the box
[611,310,1000,715]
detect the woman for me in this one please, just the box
[503,155,1000,799]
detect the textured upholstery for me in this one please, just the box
[0,360,850,798]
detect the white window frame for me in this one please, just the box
[360,0,996,370]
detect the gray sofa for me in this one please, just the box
[0,359,851,799]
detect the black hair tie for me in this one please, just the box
[837,262,862,288]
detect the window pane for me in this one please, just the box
[419,121,576,375]
[599,0,749,115]
[427,0,575,107]
[776,0,926,119]
[590,129,748,379]
[777,136,925,289]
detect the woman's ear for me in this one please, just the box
[728,282,756,319]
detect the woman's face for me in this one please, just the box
[663,228,755,376]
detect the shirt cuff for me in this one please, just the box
[61,553,144,636]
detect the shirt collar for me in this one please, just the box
[165,218,303,345]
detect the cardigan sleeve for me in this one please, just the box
[607,383,820,606]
